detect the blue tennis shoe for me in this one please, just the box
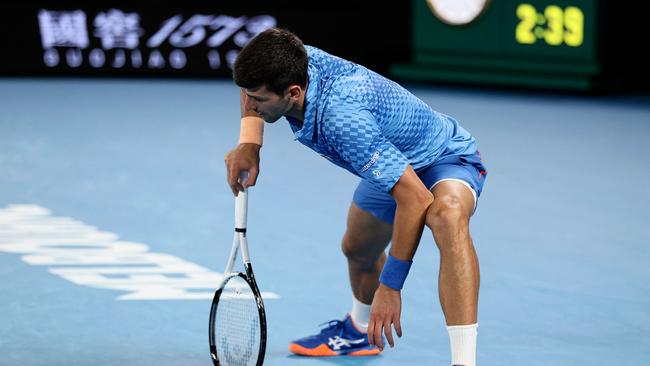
[289,314,383,356]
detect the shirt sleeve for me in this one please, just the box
[321,98,409,192]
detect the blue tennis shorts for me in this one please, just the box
[352,152,487,224]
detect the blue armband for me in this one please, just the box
[379,254,412,291]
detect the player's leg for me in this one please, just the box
[426,179,479,366]
[289,183,393,357]
[418,151,486,366]
[342,202,393,307]
[341,180,395,335]
[427,180,478,324]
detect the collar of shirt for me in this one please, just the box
[286,60,321,146]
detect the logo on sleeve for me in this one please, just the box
[360,151,380,173]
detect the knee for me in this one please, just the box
[425,195,470,238]
[341,232,379,270]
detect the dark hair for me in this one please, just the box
[233,28,308,95]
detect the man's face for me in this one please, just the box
[243,85,291,123]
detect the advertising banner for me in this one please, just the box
[2,2,409,77]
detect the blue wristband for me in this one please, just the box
[379,254,412,290]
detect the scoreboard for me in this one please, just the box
[391,0,646,91]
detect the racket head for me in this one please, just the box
[209,271,267,366]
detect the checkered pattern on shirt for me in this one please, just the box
[291,46,477,192]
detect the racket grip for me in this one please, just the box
[235,172,249,230]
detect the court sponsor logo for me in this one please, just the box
[0,204,280,301]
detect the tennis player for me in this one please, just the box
[224,28,487,366]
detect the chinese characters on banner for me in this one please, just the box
[37,9,276,72]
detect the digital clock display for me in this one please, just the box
[392,0,603,90]
[504,1,595,60]
[516,3,584,47]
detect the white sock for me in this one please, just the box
[349,295,371,333]
[447,323,478,366]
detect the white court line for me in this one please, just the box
[0,204,280,301]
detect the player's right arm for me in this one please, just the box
[224,89,265,195]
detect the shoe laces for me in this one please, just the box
[317,320,345,336]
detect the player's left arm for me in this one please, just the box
[367,166,433,350]
[388,166,434,264]
[320,94,434,349]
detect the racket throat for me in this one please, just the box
[244,263,257,285]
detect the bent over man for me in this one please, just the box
[224,28,487,366]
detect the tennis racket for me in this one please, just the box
[209,172,267,366]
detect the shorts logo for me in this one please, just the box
[360,151,380,173]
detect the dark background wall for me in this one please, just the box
[0,1,411,78]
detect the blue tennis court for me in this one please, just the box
[1,78,649,365]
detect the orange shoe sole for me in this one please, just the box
[288,343,382,357]
[348,348,382,356]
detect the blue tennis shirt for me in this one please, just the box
[284,46,478,193]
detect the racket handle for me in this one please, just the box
[235,171,249,230]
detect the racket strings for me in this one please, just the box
[214,276,261,366]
